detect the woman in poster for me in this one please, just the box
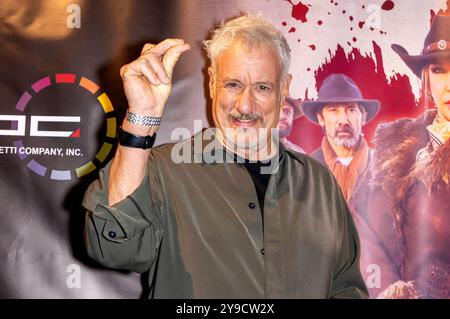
[366,15,450,298]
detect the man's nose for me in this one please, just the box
[337,110,350,123]
[235,86,254,114]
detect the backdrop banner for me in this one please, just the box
[0,0,448,298]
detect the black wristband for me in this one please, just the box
[117,127,156,149]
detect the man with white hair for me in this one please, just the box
[83,15,367,298]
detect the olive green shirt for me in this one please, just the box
[83,133,368,298]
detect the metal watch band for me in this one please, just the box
[117,127,156,149]
[126,112,161,127]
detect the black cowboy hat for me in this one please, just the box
[392,15,450,78]
[284,96,303,119]
[300,74,380,124]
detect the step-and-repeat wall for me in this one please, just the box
[0,0,448,298]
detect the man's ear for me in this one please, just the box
[317,111,325,127]
[282,74,292,101]
[208,67,215,100]
[361,107,368,126]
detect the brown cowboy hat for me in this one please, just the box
[392,15,450,78]
[300,74,380,124]
[284,96,303,119]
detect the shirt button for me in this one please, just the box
[249,202,256,209]
[108,231,117,239]
[260,248,265,255]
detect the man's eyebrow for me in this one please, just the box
[221,78,241,83]
[220,79,275,87]
[255,81,275,86]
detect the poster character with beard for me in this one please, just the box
[301,74,380,202]
[277,96,305,153]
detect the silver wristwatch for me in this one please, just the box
[126,112,161,126]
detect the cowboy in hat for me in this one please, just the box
[277,96,305,153]
[301,73,380,201]
[364,15,450,299]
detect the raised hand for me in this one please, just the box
[120,39,191,118]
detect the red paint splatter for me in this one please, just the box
[347,41,352,46]
[441,0,450,14]
[342,10,346,14]
[309,44,316,50]
[282,21,287,26]
[289,1,310,23]
[432,2,450,24]
[328,12,331,15]
[352,37,357,42]
[307,67,311,71]
[350,27,353,31]
[349,16,354,21]
[362,5,366,9]
[369,27,374,31]
[289,42,422,153]
[288,27,296,33]
[358,21,365,28]
[381,0,395,11]
[430,10,436,26]
[334,2,338,5]
[318,20,323,25]
[297,39,301,42]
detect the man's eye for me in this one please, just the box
[257,85,271,92]
[225,82,240,88]
[430,66,448,74]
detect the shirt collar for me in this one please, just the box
[426,117,450,150]
[280,141,305,166]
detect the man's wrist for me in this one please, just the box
[117,127,156,149]
[121,120,159,137]
[121,109,161,136]
[126,111,161,127]
[127,105,163,118]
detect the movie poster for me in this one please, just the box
[0,0,448,298]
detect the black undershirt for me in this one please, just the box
[243,161,271,214]
[234,156,274,233]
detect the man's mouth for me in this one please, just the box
[231,117,258,127]
[444,100,450,105]
[336,128,354,137]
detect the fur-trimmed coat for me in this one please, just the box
[364,109,450,298]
